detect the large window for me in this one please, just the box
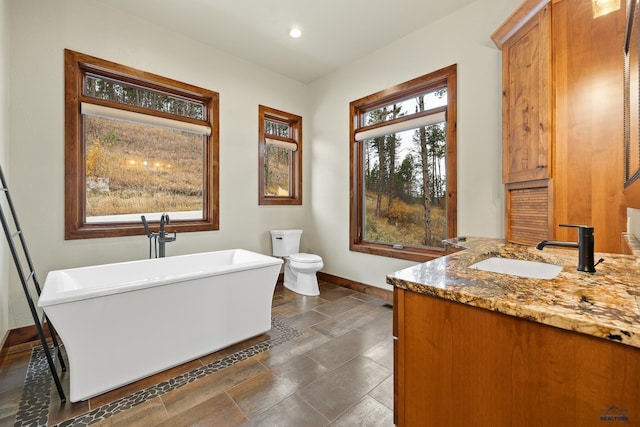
[258,105,302,205]
[65,49,219,239]
[350,65,457,261]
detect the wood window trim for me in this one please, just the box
[258,105,302,206]
[349,64,457,262]
[64,49,219,239]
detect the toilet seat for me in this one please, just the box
[289,253,322,263]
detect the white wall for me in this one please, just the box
[628,208,640,239]
[6,0,523,328]
[306,0,522,289]
[0,0,10,342]
[7,0,309,328]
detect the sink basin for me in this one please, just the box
[469,257,562,279]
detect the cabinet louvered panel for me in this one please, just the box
[507,185,549,245]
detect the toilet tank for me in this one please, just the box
[270,229,302,256]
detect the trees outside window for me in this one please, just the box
[350,65,457,262]
[258,105,302,205]
[65,49,219,239]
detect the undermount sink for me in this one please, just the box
[469,257,563,279]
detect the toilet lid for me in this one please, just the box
[290,253,322,263]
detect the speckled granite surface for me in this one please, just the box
[387,237,640,348]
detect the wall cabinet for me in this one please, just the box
[493,0,626,253]
[500,3,551,184]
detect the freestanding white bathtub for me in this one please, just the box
[38,249,283,402]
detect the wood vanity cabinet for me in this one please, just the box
[393,287,640,426]
[493,0,626,252]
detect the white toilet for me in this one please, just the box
[270,229,323,296]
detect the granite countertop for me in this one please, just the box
[387,237,640,348]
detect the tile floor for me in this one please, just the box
[0,281,394,426]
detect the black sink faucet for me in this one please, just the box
[536,224,596,273]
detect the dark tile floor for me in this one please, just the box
[0,281,394,426]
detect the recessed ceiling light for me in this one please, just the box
[289,27,302,38]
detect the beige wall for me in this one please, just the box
[7,0,309,328]
[1,0,9,341]
[6,0,522,328]
[306,0,523,288]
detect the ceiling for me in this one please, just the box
[93,0,478,83]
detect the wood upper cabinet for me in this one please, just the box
[493,0,626,253]
[494,0,553,246]
[498,3,552,184]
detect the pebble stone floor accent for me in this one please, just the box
[14,318,301,426]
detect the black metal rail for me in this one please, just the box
[0,164,66,402]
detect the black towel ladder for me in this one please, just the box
[0,163,66,402]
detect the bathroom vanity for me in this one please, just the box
[388,237,640,426]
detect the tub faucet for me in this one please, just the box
[159,213,170,235]
[158,213,176,258]
[536,224,597,273]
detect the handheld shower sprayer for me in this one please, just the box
[141,215,158,258]
[141,215,153,238]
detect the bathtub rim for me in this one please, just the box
[38,249,283,307]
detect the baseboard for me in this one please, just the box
[1,323,55,356]
[0,330,8,363]
[318,272,393,303]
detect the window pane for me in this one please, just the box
[263,145,291,196]
[84,115,204,223]
[264,118,291,138]
[362,121,447,249]
[363,88,447,125]
[350,64,456,260]
[84,74,205,120]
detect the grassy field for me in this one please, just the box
[364,191,445,247]
[85,116,203,216]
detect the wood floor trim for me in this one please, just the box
[318,272,393,303]
[0,330,8,364]
[2,323,56,356]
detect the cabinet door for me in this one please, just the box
[394,287,640,426]
[501,4,551,183]
[505,179,550,244]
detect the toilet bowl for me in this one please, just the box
[284,253,324,296]
[270,230,323,296]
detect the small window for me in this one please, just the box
[65,49,219,239]
[350,64,457,262]
[258,105,302,205]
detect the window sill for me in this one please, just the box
[65,219,217,240]
[350,241,444,263]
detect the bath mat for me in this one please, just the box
[14,317,302,426]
